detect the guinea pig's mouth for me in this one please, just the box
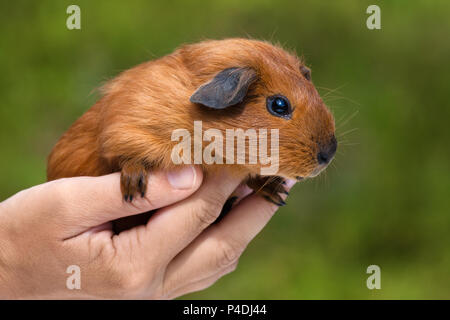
[308,163,330,178]
[286,137,338,181]
[295,161,333,181]
[304,136,338,179]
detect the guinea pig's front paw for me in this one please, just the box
[120,161,149,202]
[247,176,288,207]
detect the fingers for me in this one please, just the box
[162,180,296,295]
[46,166,202,231]
[164,262,237,300]
[140,170,243,264]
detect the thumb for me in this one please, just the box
[49,166,202,231]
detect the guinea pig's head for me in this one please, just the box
[183,39,337,180]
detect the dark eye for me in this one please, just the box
[266,95,292,119]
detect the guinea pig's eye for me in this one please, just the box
[266,95,292,119]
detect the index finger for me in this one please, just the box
[141,170,243,262]
[162,180,297,291]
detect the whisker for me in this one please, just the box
[336,111,351,126]
[336,110,359,129]
[338,142,360,147]
[337,127,359,138]
[317,84,347,97]
[324,96,361,107]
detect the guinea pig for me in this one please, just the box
[47,38,337,210]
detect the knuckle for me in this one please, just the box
[228,261,239,273]
[130,195,153,213]
[197,277,219,293]
[219,261,239,279]
[203,189,228,211]
[159,273,181,300]
[215,239,242,269]
[194,194,226,227]
[107,267,147,293]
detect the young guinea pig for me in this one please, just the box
[47,38,337,210]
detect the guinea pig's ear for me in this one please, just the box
[190,67,257,109]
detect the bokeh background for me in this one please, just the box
[1,0,449,299]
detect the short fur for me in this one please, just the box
[47,38,336,206]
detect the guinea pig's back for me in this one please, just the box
[47,101,110,180]
[47,54,195,180]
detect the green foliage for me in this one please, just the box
[0,0,449,298]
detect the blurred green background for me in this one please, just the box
[0,0,449,299]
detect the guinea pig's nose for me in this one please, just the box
[317,136,337,165]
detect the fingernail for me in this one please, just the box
[285,179,297,190]
[167,166,196,189]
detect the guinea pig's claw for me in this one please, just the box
[120,162,149,203]
[247,175,290,207]
[263,195,286,207]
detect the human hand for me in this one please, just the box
[0,166,294,299]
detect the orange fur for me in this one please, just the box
[47,38,335,199]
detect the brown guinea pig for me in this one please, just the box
[47,38,337,208]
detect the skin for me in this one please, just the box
[0,166,295,299]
